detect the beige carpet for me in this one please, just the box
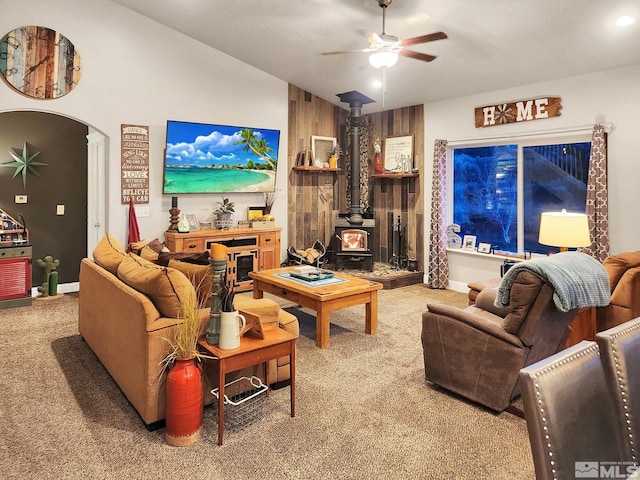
[0,285,535,479]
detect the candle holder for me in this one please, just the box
[206,258,227,345]
[168,208,180,231]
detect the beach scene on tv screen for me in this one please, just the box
[163,121,280,193]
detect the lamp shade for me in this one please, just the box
[369,50,398,68]
[538,210,591,249]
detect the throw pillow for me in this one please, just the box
[117,254,196,318]
[146,238,165,253]
[93,233,127,275]
[128,239,148,254]
[157,251,210,267]
[168,259,213,308]
[139,244,160,262]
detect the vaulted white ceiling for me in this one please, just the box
[111,0,640,114]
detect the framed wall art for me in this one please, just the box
[311,136,336,165]
[0,26,82,99]
[384,135,413,173]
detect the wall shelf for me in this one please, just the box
[370,173,419,179]
[292,166,341,172]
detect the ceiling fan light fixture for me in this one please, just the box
[369,50,398,68]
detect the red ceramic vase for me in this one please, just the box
[374,153,384,174]
[165,358,204,446]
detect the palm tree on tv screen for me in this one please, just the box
[234,128,277,170]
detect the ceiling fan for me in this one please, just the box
[322,0,447,68]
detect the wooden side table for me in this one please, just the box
[564,306,596,348]
[198,325,296,445]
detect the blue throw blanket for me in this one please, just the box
[495,252,611,312]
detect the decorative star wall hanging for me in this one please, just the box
[1,142,47,188]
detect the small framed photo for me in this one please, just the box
[247,206,264,221]
[477,242,492,254]
[463,235,477,251]
[185,214,199,231]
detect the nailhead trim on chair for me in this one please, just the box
[529,344,600,480]
[603,322,640,463]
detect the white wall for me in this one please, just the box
[424,65,640,291]
[0,0,289,256]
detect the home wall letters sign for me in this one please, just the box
[121,124,149,204]
[474,96,562,128]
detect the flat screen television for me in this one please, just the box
[162,120,280,193]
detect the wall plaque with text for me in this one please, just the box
[475,97,562,128]
[121,124,149,204]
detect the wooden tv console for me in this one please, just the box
[164,226,281,292]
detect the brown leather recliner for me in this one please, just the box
[421,271,578,412]
[597,251,640,332]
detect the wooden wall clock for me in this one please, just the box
[0,25,81,99]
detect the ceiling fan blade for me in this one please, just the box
[367,32,383,45]
[400,31,448,47]
[322,48,372,55]
[399,49,437,62]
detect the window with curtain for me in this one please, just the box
[452,137,591,255]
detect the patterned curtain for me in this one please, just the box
[427,139,449,288]
[582,124,609,262]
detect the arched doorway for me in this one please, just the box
[0,110,106,291]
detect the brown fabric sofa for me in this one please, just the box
[597,251,640,332]
[78,234,298,426]
[422,271,578,411]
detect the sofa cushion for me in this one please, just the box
[93,233,127,275]
[603,251,640,291]
[117,254,196,318]
[168,259,212,308]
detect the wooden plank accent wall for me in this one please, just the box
[363,105,424,271]
[288,84,424,272]
[288,84,347,251]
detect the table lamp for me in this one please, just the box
[538,209,591,252]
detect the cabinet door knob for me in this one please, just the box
[188,244,197,249]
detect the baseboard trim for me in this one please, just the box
[31,282,79,297]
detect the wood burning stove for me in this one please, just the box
[333,217,374,271]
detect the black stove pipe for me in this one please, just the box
[337,91,375,226]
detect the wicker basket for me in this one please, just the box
[211,376,267,431]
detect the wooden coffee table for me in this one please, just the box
[249,266,383,349]
[198,325,296,446]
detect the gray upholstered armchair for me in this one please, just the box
[421,271,579,411]
[520,341,625,480]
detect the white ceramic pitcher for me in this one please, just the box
[219,311,247,349]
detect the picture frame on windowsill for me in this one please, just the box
[463,235,477,251]
[477,242,492,254]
